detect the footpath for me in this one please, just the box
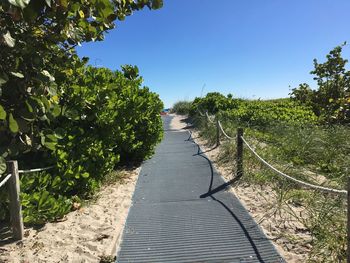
[116,115,284,263]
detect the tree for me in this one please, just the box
[290,44,350,123]
[0,0,163,174]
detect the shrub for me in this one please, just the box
[172,101,192,115]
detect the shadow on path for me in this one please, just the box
[186,131,266,263]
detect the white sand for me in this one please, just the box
[170,114,311,263]
[0,168,140,263]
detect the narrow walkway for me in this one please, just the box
[117,116,284,263]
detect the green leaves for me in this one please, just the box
[9,113,19,133]
[0,105,6,120]
[292,44,350,124]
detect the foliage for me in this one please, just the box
[0,0,164,223]
[0,0,163,175]
[171,100,192,115]
[219,98,317,128]
[291,44,350,123]
[190,92,240,116]
[0,65,163,223]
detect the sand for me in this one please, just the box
[0,168,140,263]
[169,113,311,263]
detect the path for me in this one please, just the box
[117,115,284,263]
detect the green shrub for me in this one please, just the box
[190,92,240,116]
[220,99,318,128]
[172,101,192,115]
[0,65,163,224]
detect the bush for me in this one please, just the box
[190,92,240,116]
[220,99,318,128]
[0,65,163,224]
[171,101,192,115]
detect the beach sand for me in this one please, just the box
[0,168,140,263]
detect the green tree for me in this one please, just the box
[0,0,163,174]
[291,44,350,123]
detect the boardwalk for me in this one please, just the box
[117,116,284,263]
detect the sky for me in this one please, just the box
[76,0,350,108]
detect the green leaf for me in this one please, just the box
[44,142,56,151]
[10,72,24,78]
[38,191,49,208]
[0,77,8,87]
[54,128,65,139]
[0,157,6,175]
[9,113,19,133]
[64,108,80,120]
[3,31,15,47]
[81,172,89,178]
[51,176,61,189]
[46,134,58,142]
[51,104,61,117]
[0,105,6,120]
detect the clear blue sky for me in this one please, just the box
[76,0,350,108]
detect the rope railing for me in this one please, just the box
[0,173,12,188]
[218,120,235,140]
[18,165,55,174]
[0,162,56,240]
[240,136,347,195]
[198,109,205,117]
[205,111,215,123]
[198,109,347,195]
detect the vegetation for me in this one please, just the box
[0,0,164,224]
[171,100,192,115]
[188,45,350,262]
[290,43,350,123]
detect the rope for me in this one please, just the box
[0,173,12,188]
[197,109,205,117]
[205,111,215,124]
[18,165,55,174]
[241,136,347,195]
[218,121,235,140]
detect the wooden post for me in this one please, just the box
[216,117,220,146]
[7,161,23,240]
[236,128,243,178]
[347,177,350,263]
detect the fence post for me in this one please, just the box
[8,160,24,240]
[236,128,243,178]
[215,117,220,146]
[348,176,350,263]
